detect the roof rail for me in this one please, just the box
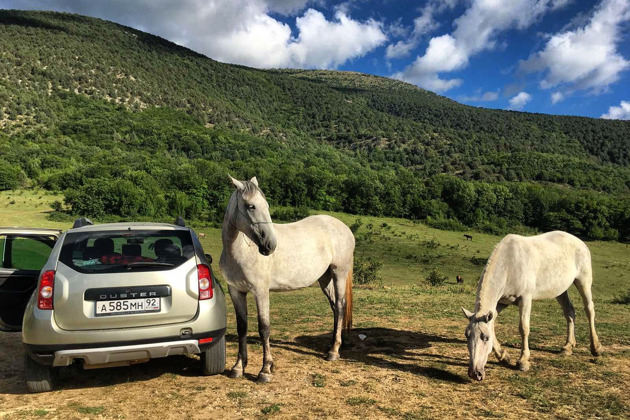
[72,217,93,228]
[174,216,186,227]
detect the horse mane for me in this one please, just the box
[475,238,505,314]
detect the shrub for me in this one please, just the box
[353,255,383,286]
[50,200,63,212]
[425,216,467,232]
[425,268,448,286]
[0,160,20,191]
[349,218,363,234]
[271,206,309,222]
[612,289,630,304]
[470,256,488,266]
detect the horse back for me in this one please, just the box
[504,231,590,300]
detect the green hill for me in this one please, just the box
[1,10,629,240]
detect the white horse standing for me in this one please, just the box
[462,231,602,381]
[219,176,355,383]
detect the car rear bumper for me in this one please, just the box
[24,327,226,366]
[22,286,227,366]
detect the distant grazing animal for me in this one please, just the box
[456,275,463,284]
[464,234,473,241]
[198,232,206,239]
[462,231,602,381]
[220,176,355,383]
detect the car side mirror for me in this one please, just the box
[205,254,213,264]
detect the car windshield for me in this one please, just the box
[59,229,195,273]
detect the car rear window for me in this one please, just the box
[59,230,195,273]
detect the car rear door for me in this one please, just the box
[0,232,57,330]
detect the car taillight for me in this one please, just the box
[197,264,213,300]
[38,270,55,310]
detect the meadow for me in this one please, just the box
[0,190,628,419]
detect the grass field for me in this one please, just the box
[0,190,628,419]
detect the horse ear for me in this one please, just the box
[250,176,258,187]
[462,307,474,320]
[228,174,245,191]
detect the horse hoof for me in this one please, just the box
[591,345,603,357]
[257,373,272,383]
[229,368,243,379]
[326,352,340,362]
[499,351,511,365]
[561,347,573,356]
[517,360,530,371]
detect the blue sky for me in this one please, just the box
[2,0,629,119]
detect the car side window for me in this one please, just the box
[1,235,55,271]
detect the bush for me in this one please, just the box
[470,256,488,266]
[64,178,165,218]
[353,255,383,286]
[425,268,448,286]
[612,289,630,304]
[0,160,21,191]
[425,216,467,232]
[271,206,310,222]
[349,218,363,234]
[50,200,63,212]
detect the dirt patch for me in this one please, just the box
[1,288,629,419]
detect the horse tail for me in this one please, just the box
[344,263,353,333]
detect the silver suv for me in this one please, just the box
[21,218,227,392]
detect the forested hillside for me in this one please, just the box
[1,10,629,240]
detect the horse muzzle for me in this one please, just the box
[257,239,276,256]
[468,366,485,381]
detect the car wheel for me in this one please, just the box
[0,317,21,332]
[24,354,56,393]
[200,335,225,376]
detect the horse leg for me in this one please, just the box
[516,297,532,371]
[492,303,510,364]
[318,269,338,358]
[254,290,274,383]
[228,286,248,378]
[328,266,350,361]
[556,291,577,355]
[574,275,603,356]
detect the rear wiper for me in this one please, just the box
[123,262,175,270]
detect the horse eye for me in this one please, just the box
[247,204,256,210]
[481,334,489,342]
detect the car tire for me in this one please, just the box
[24,354,56,393]
[200,335,225,376]
[0,317,21,332]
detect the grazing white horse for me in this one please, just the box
[462,231,602,381]
[219,176,355,383]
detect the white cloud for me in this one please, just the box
[386,40,415,60]
[392,0,570,92]
[0,0,386,69]
[266,0,314,15]
[384,0,457,60]
[551,91,565,104]
[460,90,500,102]
[289,9,387,69]
[601,100,630,119]
[508,92,532,110]
[520,0,630,95]
[387,18,409,38]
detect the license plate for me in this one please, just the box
[95,298,161,316]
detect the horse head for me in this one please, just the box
[229,175,277,256]
[462,307,495,381]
